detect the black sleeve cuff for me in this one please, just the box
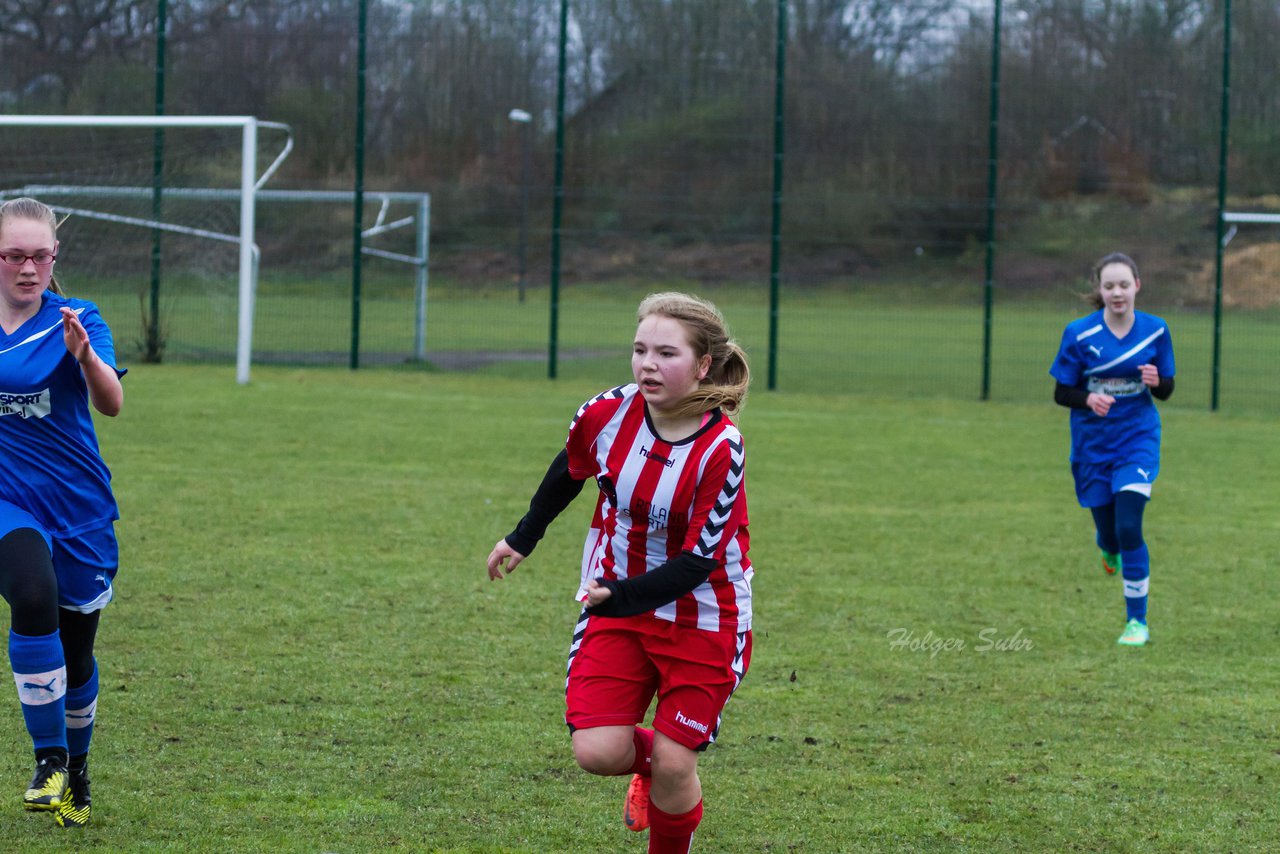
[1151,375,1175,401]
[1054,381,1091,410]
[585,552,717,618]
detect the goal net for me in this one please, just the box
[0,116,430,383]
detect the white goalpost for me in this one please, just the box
[14,184,432,369]
[2,115,431,382]
[0,115,291,383]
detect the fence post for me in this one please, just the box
[980,0,1003,401]
[349,0,368,371]
[767,0,787,392]
[147,0,168,363]
[1211,0,1232,412]
[548,0,569,380]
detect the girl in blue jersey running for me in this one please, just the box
[0,197,126,827]
[1050,252,1175,647]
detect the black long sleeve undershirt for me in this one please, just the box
[1054,381,1091,409]
[1054,377,1175,409]
[1151,375,1175,400]
[585,551,718,619]
[504,449,585,557]
[505,449,720,618]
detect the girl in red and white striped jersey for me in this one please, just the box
[487,292,752,854]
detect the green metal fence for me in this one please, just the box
[1,0,1275,413]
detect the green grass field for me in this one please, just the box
[91,279,1280,416]
[2,365,1276,852]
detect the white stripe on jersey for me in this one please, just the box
[1083,327,1166,375]
[0,309,84,356]
[692,435,744,559]
[570,386,626,433]
[1075,323,1104,342]
[570,384,752,632]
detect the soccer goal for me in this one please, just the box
[1218,210,1280,310]
[0,115,290,383]
[1,116,431,384]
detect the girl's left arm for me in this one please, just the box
[61,308,123,416]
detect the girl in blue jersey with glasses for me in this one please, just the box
[0,197,126,827]
[1050,252,1175,647]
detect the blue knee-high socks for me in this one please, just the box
[9,629,67,755]
[1093,493,1150,624]
[65,660,98,759]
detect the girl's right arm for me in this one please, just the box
[488,449,586,580]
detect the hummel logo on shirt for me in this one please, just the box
[638,444,675,468]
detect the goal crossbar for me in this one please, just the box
[1221,211,1280,248]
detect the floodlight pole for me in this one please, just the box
[509,108,533,304]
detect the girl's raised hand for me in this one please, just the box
[60,307,92,363]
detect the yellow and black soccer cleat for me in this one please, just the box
[54,766,91,828]
[22,756,68,811]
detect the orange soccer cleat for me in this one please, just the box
[623,774,651,832]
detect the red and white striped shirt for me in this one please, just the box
[566,384,752,633]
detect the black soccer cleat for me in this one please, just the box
[23,756,68,811]
[54,765,91,828]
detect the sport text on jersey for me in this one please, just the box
[0,389,51,420]
[1086,376,1144,397]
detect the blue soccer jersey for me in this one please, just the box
[1050,309,1175,467]
[0,292,125,538]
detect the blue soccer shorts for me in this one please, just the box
[52,525,118,613]
[1072,460,1159,507]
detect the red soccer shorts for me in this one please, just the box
[565,613,752,751]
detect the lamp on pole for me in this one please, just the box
[508,108,532,303]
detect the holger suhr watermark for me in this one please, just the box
[886,627,1033,658]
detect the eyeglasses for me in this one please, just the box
[0,253,56,266]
